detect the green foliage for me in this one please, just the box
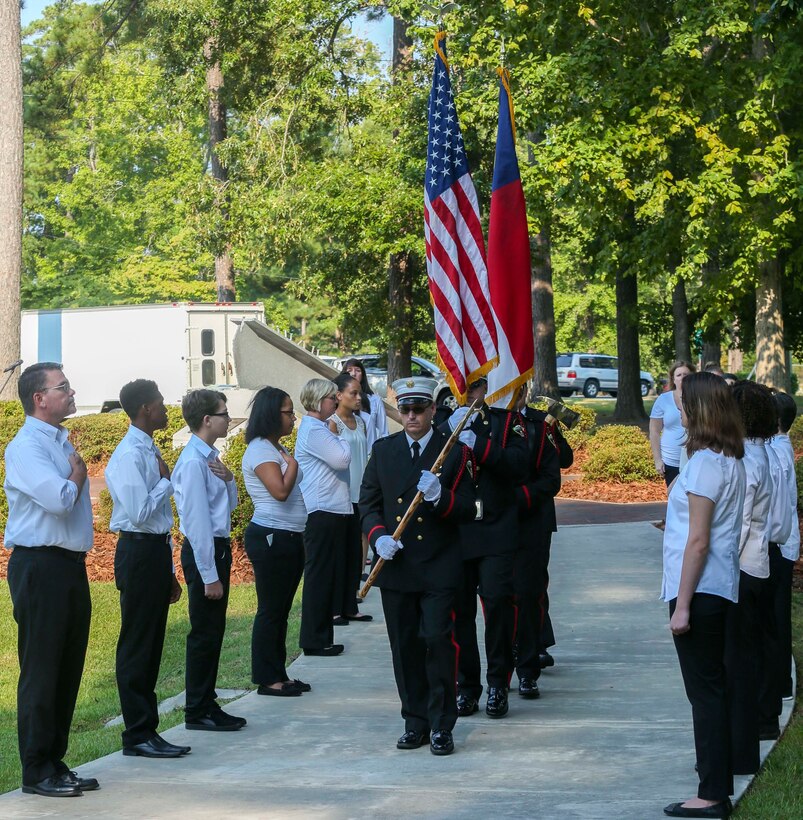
[222,431,252,545]
[96,488,114,533]
[796,458,803,511]
[789,416,803,453]
[532,400,598,452]
[583,426,656,482]
[64,413,130,464]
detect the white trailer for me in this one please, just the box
[20,302,265,414]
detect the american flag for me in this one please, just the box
[424,32,498,404]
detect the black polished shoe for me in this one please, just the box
[396,729,429,750]
[430,730,454,756]
[123,738,185,758]
[456,694,480,717]
[486,687,509,718]
[303,644,344,656]
[22,775,82,797]
[518,678,540,699]
[663,799,732,818]
[151,733,191,755]
[60,770,99,791]
[539,651,555,669]
[186,710,245,731]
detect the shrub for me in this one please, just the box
[223,431,253,545]
[583,425,656,482]
[530,400,596,451]
[96,488,115,533]
[65,413,129,464]
[789,415,803,454]
[796,458,803,512]
[153,406,187,454]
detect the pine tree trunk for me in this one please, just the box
[531,222,558,399]
[386,16,413,384]
[0,0,22,399]
[205,36,235,302]
[671,277,691,363]
[755,257,788,390]
[612,268,647,421]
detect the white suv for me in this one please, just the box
[556,353,654,399]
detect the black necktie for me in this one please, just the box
[411,441,420,464]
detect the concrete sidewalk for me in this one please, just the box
[0,522,792,819]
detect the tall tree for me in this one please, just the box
[0,0,22,398]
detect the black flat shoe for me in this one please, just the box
[22,775,82,797]
[122,738,184,759]
[151,734,191,755]
[396,730,429,749]
[430,730,454,756]
[344,613,373,622]
[518,678,540,699]
[486,687,509,718]
[60,770,99,791]
[539,651,555,669]
[304,644,344,656]
[332,616,350,626]
[258,682,302,697]
[456,694,480,717]
[186,710,246,730]
[289,678,312,692]
[663,799,732,818]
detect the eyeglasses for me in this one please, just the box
[40,381,71,394]
[208,411,230,419]
[324,394,338,402]
[399,403,432,415]
[280,410,296,417]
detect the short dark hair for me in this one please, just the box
[731,380,778,441]
[18,362,63,415]
[772,390,797,434]
[334,372,359,393]
[119,379,160,420]
[245,386,289,443]
[182,389,226,431]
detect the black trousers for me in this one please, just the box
[300,511,348,650]
[724,570,765,775]
[538,535,556,649]
[7,547,91,786]
[381,587,458,734]
[758,544,787,730]
[671,594,733,801]
[244,523,305,685]
[664,464,680,487]
[514,529,554,679]
[455,553,515,698]
[181,537,232,720]
[771,550,795,699]
[114,532,173,746]
[332,505,362,617]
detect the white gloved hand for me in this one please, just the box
[459,429,477,449]
[376,535,404,561]
[448,406,471,431]
[417,470,442,503]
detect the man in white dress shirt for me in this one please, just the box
[173,389,244,731]
[4,363,98,797]
[105,379,188,759]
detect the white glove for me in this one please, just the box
[417,470,442,503]
[448,406,471,431]
[459,430,477,449]
[376,535,403,561]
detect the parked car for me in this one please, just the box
[334,353,453,405]
[556,352,654,399]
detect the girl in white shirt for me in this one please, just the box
[662,372,745,820]
[341,358,389,447]
[650,361,694,488]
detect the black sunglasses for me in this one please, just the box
[399,402,432,415]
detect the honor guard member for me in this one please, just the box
[4,364,98,797]
[173,389,245,732]
[512,386,564,698]
[105,380,190,759]
[439,375,529,719]
[359,377,476,756]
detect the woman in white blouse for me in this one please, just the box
[341,358,389,447]
[295,378,352,657]
[650,360,695,488]
[242,387,310,697]
[661,372,745,820]
[329,373,372,623]
[726,381,777,776]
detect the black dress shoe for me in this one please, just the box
[258,681,302,697]
[518,678,540,699]
[539,651,555,669]
[186,710,245,731]
[663,799,732,818]
[289,678,312,692]
[151,734,191,755]
[22,775,82,797]
[396,730,429,749]
[456,694,479,717]
[61,770,99,791]
[486,687,509,718]
[304,644,344,656]
[430,730,454,756]
[123,738,185,758]
[759,724,779,741]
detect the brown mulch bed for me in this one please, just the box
[558,478,668,503]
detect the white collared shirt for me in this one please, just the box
[363,393,389,447]
[662,448,746,603]
[105,425,174,534]
[768,434,801,561]
[3,416,93,551]
[405,428,434,460]
[172,434,238,584]
[650,391,686,468]
[295,415,352,515]
[765,441,793,547]
[738,439,772,579]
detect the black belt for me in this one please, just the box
[119,531,171,543]
[16,545,87,563]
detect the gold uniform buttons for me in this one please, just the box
[416,517,423,523]
[396,515,401,522]
[397,498,403,504]
[417,535,423,541]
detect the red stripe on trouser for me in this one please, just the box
[450,609,460,685]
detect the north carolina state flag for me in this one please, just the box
[486,68,534,409]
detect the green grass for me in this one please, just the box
[0,582,300,794]
[565,396,657,419]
